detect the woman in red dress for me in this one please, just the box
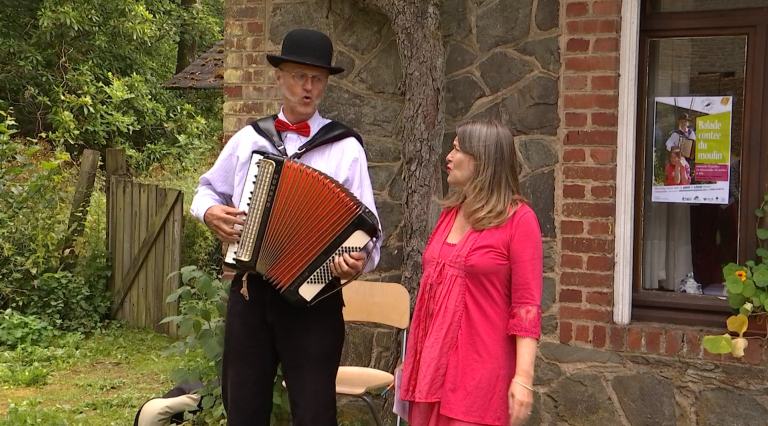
[399,121,542,426]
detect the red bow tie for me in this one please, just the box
[274,118,311,137]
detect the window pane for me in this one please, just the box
[649,0,768,12]
[641,36,746,296]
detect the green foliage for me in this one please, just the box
[0,0,223,173]
[0,128,111,332]
[705,192,768,357]
[162,267,291,425]
[0,310,58,349]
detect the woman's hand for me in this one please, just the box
[508,377,534,426]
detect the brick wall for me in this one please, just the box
[558,0,620,340]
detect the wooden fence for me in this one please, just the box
[106,149,182,336]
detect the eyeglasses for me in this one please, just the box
[280,69,328,87]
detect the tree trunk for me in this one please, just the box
[175,0,199,74]
[354,0,446,422]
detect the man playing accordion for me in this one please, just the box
[190,28,382,426]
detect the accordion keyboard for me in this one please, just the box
[224,153,264,266]
[237,159,275,263]
[297,230,372,302]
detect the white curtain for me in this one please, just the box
[642,202,693,290]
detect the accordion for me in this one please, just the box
[224,151,380,306]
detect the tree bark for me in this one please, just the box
[353,0,446,422]
[175,0,199,74]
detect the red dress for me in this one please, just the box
[401,205,543,426]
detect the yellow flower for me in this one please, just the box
[736,271,747,281]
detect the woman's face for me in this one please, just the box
[446,136,475,188]
[669,152,681,165]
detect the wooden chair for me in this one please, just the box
[337,280,410,426]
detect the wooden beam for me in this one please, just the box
[62,149,101,263]
[111,189,180,317]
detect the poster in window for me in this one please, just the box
[651,96,732,205]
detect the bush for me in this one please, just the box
[0,310,58,349]
[162,266,291,425]
[0,113,111,332]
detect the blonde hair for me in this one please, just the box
[442,120,526,230]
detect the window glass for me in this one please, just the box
[641,36,746,296]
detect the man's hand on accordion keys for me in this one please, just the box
[330,251,366,281]
[204,205,246,243]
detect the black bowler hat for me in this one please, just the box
[267,29,344,75]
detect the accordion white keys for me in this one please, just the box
[224,151,380,306]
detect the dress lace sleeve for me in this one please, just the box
[506,208,543,339]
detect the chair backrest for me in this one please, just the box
[341,281,410,329]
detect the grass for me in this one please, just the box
[0,322,183,425]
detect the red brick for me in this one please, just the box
[628,327,642,351]
[561,272,613,288]
[566,130,617,146]
[561,220,585,235]
[560,306,612,322]
[246,21,264,35]
[563,165,616,182]
[561,254,584,270]
[593,37,620,52]
[244,53,268,66]
[224,85,243,99]
[564,94,619,110]
[566,2,589,17]
[590,185,615,198]
[563,148,587,163]
[560,321,573,344]
[566,38,590,52]
[703,350,723,361]
[592,0,621,15]
[562,237,614,254]
[591,75,619,91]
[560,288,583,303]
[565,56,620,72]
[588,221,613,236]
[563,184,586,199]
[646,329,661,354]
[232,5,264,20]
[566,112,588,127]
[743,339,762,365]
[566,19,620,35]
[610,326,625,350]
[576,324,591,343]
[665,331,683,356]
[585,291,611,306]
[564,75,588,91]
[589,148,616,164]
[563,202,616,218]
[593,325,607,348]
[587,255,614,271]
[222,133,234,146]
[591,112,618,127]
[685,332,701,357]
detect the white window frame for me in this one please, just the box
[613,0,642,325]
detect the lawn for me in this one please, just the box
[0,322,182,425]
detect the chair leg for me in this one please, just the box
[358,393,384,426]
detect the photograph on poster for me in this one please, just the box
[651,96,732,204]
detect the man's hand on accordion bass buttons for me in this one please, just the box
[330,252,366,281]
[204,205,245,243]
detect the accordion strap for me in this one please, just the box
[250,116,363,160]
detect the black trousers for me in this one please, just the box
[222,273,345,426]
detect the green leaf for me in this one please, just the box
[729,293,747,309]
[216,301,227,317]
[200,308,211,322]
[753,269,768,287]
[758,229,768,240]
[727,279,744,294]
[758,248,768,259]
[159,315,181,325]
[204,339,220,361]
[703,334,734,354]
[273,392,281,404]
[743,280,756,297]
[757,209,766,218]
[201,395,214,410]
[747,260,757,268]
[724,263,742,278]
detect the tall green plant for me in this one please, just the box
[163,266,291,425]
[704,193,768,357]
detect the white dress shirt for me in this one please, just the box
[190,109,382,272]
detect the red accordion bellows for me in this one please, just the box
[258,161,362,289]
